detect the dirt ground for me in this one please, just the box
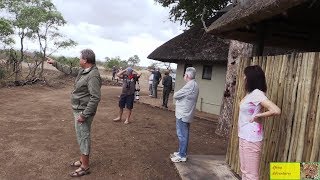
[0,70,227,180]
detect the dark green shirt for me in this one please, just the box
[53,62,102,118]
[162,75,172,90]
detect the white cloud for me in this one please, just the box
[10,0,183,67]
[42,0,184,67]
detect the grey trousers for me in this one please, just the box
[73,110,94,155]
[149,84,153,95]
[163,87,171,106]
[152,81,159,98]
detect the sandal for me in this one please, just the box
[70,160,82,167]
[124,120,131,124]
[70,167,90,177]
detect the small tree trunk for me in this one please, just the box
[39,60,44,78]
[20,37,24,64]
[15,33,25,82]
[215,40,253,137]
[14,61,19,81]
[28,61,39,79]
[39,50,46,79]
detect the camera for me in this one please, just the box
[135,90,140,100]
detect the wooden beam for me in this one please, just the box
[253,23,266,56]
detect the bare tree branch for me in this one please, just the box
[201,6,209,32]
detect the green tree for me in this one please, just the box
[29,0,77,78]
[0,18,13,45]
[4,0,37,80]
[56,56,79,67]
[105,57,111,61]
[127,55,140,67]
[119,60,128,68]
[104,56,128,69]
[155,0,229,26]
[148,61,160,69]
[2,0,76,80]
[105,56,118,69]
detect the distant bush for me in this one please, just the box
[55,56,79,67]
[0,67,6,80]
[104,56,128,70]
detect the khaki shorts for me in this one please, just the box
[73,110,94,155]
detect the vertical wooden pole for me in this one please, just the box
[253,23,266,56]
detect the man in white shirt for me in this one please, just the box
[170,67,199,162]
[148,73,154,96]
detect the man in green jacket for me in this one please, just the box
[47,49,101,177]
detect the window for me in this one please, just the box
[183,64,193,77]
[202,65,212,80]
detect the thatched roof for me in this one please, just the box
[208,0,307,33]
[147,18,230,64]
[206,0,320,51]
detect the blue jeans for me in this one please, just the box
[176,118,190,158]
[152,80,158,98]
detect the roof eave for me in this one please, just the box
[208,0,307,34]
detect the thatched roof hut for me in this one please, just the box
[148,14,234,115]
[147,18,230,64]
[207,0,320,51]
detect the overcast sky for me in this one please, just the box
[17,0,184,67]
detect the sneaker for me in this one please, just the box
[170,155,187,163]
[172,152,188,158]
[170,152,179,158]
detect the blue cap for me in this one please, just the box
[127,67,133,73]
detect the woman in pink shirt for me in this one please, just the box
[238,65,281,180]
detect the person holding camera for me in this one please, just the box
[113,67,141,124]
